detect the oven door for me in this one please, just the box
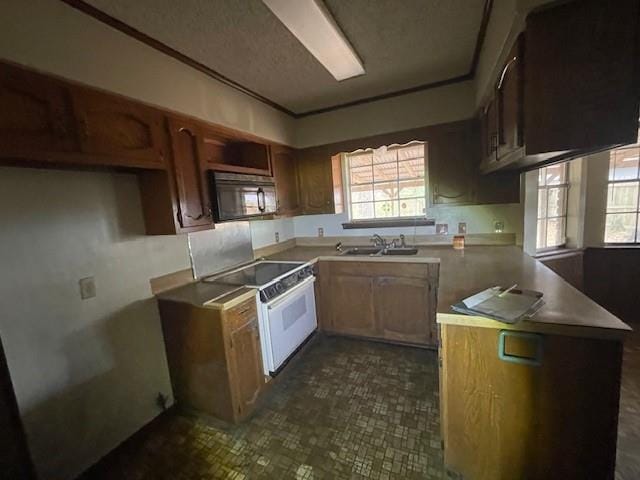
[261,277,317,375]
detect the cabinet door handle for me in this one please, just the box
[497,56,518,90]
[498,330,543,367]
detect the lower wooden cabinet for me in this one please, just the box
[440,323,622,480]
[317,261,439,347]
[158,296,266,423]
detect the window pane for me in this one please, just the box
[544,163,566,185]
[373,162,398,182]
[399,179,425,199]
[538,168,546,186]
[399,198,425,217]
[349,152,372,168]
[350,184,373,202]
[373,182,398,201]
[398,159,425,180]
[606,182,639,213]
[611,148,640,181]
[547,187,567,217]
[351,202,374,220]
[373,147,397,165]
[605,213,638,243]
[397,144,424,161]
[546,217,565,247]
[536,219,547,249]
[374,201,398,218]
[350,165,373,185]
[537,189,547,219]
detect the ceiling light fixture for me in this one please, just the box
[262,0,365,81]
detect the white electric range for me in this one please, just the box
[205,260,317,376]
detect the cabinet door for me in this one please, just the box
[167,118,213,229]
[525,0,640,153]
[228,319,263,419]
[429,124,476,205]
[497,35,524,160]
[71,88,165,168]
[271,145,300,216]
[373,276,433,345]
[297,149,334,214]
[325,271,376,338]
[0,63,76,155]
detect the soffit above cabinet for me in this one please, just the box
[76,0,486,115]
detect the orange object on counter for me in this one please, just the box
[453,235,465,250]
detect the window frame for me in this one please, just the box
[604,144,640,245]
[343,142,428,223]
[536,162,570,252]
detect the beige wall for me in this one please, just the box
[295,80,475,148]
[0,167,191,480]
[0,0,295,145]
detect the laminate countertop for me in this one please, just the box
[265,245,631,340]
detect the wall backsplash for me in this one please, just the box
[250,203,524,249]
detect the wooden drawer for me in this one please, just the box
[226,298,257,331]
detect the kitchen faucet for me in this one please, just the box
[371,234,386,248]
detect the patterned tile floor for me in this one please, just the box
[82,336,454,480]
[81,331,640,480]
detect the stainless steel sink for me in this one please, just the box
[340,247,383,256]
[382,247,418,255]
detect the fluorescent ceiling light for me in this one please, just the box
[262,0,365,81]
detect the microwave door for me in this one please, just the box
[216,184,261,220]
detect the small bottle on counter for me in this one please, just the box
[453,235,465,250]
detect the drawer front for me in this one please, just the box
[226,298,258,331]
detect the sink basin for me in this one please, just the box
[340,247,383,256]
[382,247,419,255]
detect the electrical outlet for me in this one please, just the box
[275,232,280,243]
[436,223,448,235]
[458,222,467,234]
[318,227,324,237]
[79,276,96,300]
[494,220,505,233]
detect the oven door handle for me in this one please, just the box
[257,187,266,213]
[266,276,315,310]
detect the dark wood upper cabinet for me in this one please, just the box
[525,0,640,155]
[70,88,166,169]
[200,129,272,176]
[429,124,476,205]
[271,145,300,216]
[481,96,499,165]
[166,117,213,229]
[0,63,76,156]
[297,147,336,215]
[497,34,524,160]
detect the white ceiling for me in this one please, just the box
[83,0,486,115]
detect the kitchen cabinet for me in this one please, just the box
[159,295,266,423]
[440,323,622,479]
[166,117,213,229]
[297,147,335,214]
[428,124,476,205]
[480,0,640,173]
[200,127,272,176]
[271,145,301,216]
[525,0,640,155]
[317,260,438,347]
[0,62,76,158]
[70,88,166,169]
[497,35,524,161]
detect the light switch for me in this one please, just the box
[79,277,96,300]
[275,232,280,243]
[318,227,324,237]
[458,222,467,234]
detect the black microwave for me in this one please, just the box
[209,171,277,222]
